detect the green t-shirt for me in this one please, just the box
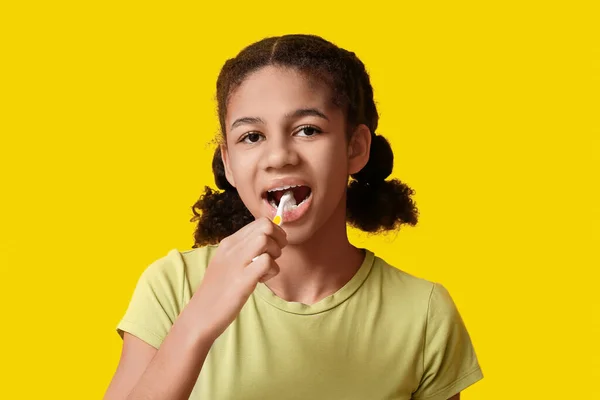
[117,245,483,399]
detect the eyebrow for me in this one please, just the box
[230,108,329,131]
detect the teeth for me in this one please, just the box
[268,192,311,210]
[288,197,307,210]
[267,184,303,193]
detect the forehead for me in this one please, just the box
[226,66,337,122]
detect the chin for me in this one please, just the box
[281,228,315,246]
[280,215,330,246]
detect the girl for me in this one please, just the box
[105,34,483,400]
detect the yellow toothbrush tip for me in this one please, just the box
[273,215,282,225]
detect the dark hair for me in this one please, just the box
[191,34,419,247]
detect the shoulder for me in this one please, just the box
[369,253,463,323]
[139,245,219,290]
[116,245,221,349]
[370,253,438,304]
[180,244,219,274]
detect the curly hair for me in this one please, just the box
[191,34,419,247]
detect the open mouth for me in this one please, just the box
[264,185,312,209]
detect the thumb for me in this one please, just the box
[244,253,279,283]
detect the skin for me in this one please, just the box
[221,66,462,400]
[221,65,372,305]
[104,64,463,400]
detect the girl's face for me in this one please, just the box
[221,65,369,244]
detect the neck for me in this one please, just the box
[263,198,365,305]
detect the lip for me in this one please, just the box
[263,191,313,224]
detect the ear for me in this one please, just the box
[220,144,236,188]
[347,124,371,175]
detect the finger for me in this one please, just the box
[222,217,265,245]
[258,269,279,283]
[258,263,280,282]
[222,217,286,254]
[254,217,288,249]
[246,234,282,264]
[244,253,279,283]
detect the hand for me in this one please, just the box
[190,217,287,341]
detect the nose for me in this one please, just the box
[261,135,299,171]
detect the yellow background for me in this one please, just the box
[1,1,598,398]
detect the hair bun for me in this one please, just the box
[352,134,394,184]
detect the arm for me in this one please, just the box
[104,294,217,400]
[105,219,286,399]
[103,333,157,399]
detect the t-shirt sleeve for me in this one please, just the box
[411,283,483,400]
[116,249,187,349]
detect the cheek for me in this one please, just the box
[229,149,258,178]
[320,143,349,182]
[311,142,349,204]
[229,152,259,201]
[232,174,260,216]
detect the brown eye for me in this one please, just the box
[247,133,261,142]
[241,132,264,144]
[296,126,322,137]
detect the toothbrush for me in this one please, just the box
[252,191,294,263]
[272,191,294,226]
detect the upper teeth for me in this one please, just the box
[267,184,303,192]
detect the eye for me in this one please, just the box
[239,132,265,144]
[295,125,322,137]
